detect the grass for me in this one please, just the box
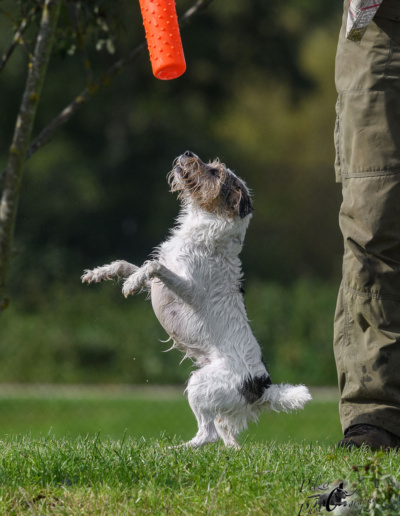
[1,435,400,515]
[0,386,341,444]
[0,388,400,514]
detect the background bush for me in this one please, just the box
[1,279,338,385]
[0,0,344,387]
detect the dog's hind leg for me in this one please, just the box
[183,366,243,449]
[214,419,240,449]
[183,419,219,448]
[170,411,218,449]
[175,382,219,448]
[82,260,138,284]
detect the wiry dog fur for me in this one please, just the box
[82,151,312,448]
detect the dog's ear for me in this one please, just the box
[229,188,253,218]
[238,189,253,218]
[221,176,253,218]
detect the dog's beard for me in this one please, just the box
[168,158,223,208]
[168,155,253,219]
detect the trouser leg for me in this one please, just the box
[334,175,400,437]
[334,3,400,437]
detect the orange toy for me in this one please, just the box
[138,0,186,80]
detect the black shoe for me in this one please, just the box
[337,424,400,451]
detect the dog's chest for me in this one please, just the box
[150,245,243,355]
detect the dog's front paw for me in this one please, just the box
[122,275,142,297]
[122,261,161,298]
[81,269,105,284]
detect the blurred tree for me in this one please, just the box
[0,0,61,313]
[0,0,344,386]
[0,0,214,314]
[0,0,342,313]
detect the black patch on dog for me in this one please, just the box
[238,188,253,219]
[239,284,248,315]
[239,374,272,404]
[221,175,253,218]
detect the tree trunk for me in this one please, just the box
[0,0,61,314]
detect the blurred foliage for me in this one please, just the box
[0,0,344,384]
[0,0,343,288]
[0,279,338,385]
[247,279,338,385]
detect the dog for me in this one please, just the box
[82,151,312,448]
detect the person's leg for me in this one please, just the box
[334,3,400,446]
[335,175,400,441]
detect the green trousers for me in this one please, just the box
[334,0,400,437]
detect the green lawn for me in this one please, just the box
[1,387,400,514]
[1,434,400,515]
[0,386,342,445]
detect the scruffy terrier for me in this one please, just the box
[82,151,312,448]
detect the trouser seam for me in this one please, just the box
[342,283,350,400]
[343,282,400,301]
[383,29,395,81]
[337,96,342,178]
[341,169,400,178]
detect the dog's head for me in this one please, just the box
[168,151,253,219]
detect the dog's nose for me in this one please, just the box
[184,150,194,158]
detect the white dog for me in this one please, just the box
[82,151,312,448]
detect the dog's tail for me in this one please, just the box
[260,383,312,412]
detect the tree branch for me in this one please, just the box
[0,5,40,75]
[25,0,215,160]
[25,41,147,160]
[0,0,62,312]
[179,0,214,26]
[66,0,94,86]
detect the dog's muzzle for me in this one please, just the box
[175,151,200,179]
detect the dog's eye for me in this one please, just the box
[209,168,220,177]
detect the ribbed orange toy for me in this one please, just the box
[138,0,186,80]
